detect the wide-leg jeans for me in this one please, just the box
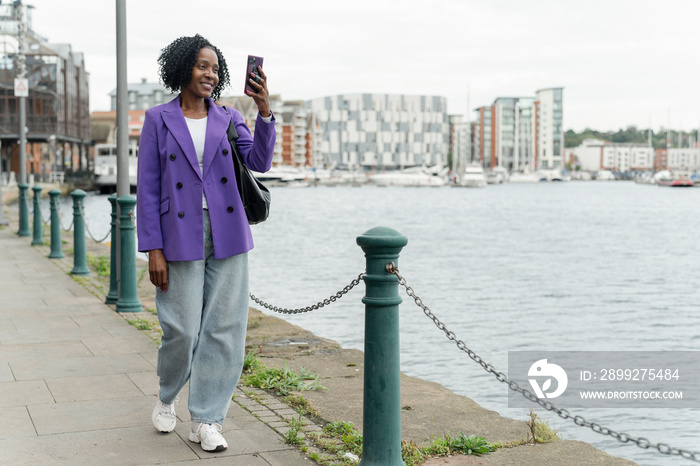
[155,210,249,425]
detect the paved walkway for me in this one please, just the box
[0,224,311,465]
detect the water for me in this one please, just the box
[68,182,699,465]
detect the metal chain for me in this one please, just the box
[52,197,73,232]
[30,205,51,225]
[78,203,111,243]
[386,262,699,463]
[249,273,364,314]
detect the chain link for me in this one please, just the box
[249,273,364,314]
[385,262,699,463]
[78,203,111,243]
[52,197,73,232]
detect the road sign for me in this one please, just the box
[14,78,28,97]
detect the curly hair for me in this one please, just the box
[157,34,230,101]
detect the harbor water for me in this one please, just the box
[53,181,699,465]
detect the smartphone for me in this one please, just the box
[245,55,264,94]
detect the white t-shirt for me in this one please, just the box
[184,116,208,209]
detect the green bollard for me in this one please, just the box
[115,195,142,312]
[70,189,90,275]
[17,183,30,237]
[48,189,64,259]
[356,226,408,466]
[31,185,43,245]
[105,194,118,304]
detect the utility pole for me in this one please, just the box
[116,0,129,200]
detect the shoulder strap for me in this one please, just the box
[222,105,239,141]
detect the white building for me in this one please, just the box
[306,94,449,169]
[667,148,700,171]
[534,87,564,169]
[569,138,654,172]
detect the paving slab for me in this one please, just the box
[45,373,145,403]
[0,379,54,407]
[29,395,157,435]
[0,406,37,438]
[0,340,92,362]
[9,352,154,381]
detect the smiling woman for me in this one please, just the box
[135,33,276,454]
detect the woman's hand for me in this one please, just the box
[148,249,169,292]
[246,66,271,117]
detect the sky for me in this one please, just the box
[21,0,700,133]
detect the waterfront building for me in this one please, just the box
[0,3,90,181]
[306,93,449,169]
[664,148,700,171]
[535,87,564,169]
[472,88,562,171]
[569,138,654,172]
[492,97,536,171]
[274,100,320,168]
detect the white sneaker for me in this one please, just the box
[189,422,228,452]
[152,399,176,433]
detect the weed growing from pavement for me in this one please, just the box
[283,415,306,446]
[283,394,319,418]
[127,318,151,331]
[86,253,110,277]
[241,351,325,396]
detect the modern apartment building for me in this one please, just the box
[473,87,563,171]
[306,93,449,169]
[535,87,564,169]
[0,3,90,179]
[276,100,317,167]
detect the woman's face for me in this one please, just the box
[184,47,219,99]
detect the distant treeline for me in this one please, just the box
[565,127,699,149]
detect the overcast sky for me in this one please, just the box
[23,0,700,132]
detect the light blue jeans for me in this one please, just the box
[155,210,249,425]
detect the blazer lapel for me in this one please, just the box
[161,95,202,181]
[202,99,228,179]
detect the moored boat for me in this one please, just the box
[455,163,487,188]
[93,143,138,193]
[508,170,540,183]
[369,165,447,187]
[656,170,694,187]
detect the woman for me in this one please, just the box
[136,34,275,452]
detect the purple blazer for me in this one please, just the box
[137,95,275,261]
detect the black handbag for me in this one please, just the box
[223,107,271,225]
